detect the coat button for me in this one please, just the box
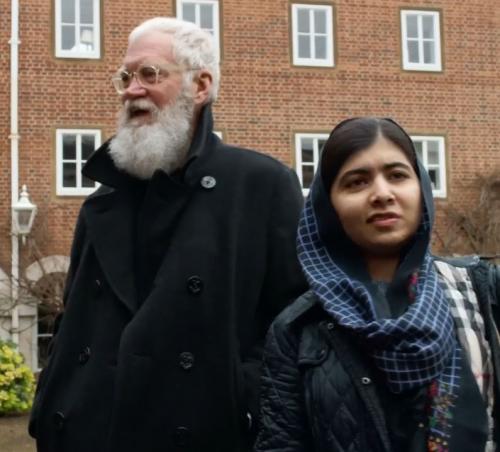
[179,352,194,370]
[361,377,372,385]
[78,346,91,365]
[53,411,65,431]
[173,426,191,446]
[200,175,216,189]
[326,322,335,330]
[186,276,203,295]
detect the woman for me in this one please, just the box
[255,117,499,452]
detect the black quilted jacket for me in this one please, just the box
[254,291,391,452]
[254,260,500,452]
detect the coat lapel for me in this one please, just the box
[79,105,218,314]
[83,189,138,315]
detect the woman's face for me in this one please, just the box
[329,135,422,259]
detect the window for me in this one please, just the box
[401,10,442,71]
[411,136,446,197]
[177,0,220,60]
[56,129,101,196]
[55,0,101,58]
[291,4,334,67]
[295,133,329,195]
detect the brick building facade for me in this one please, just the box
[0,0,499,368]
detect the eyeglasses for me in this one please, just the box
[111,63,199,95]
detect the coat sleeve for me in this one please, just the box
[242,165,308,434]
[254,318,312,452]
[29,209,87,438]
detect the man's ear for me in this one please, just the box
[193,70,213,105]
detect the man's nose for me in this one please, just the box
[123,75,147,99]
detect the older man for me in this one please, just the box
[29,17,306,452]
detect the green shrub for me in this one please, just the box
[0,340,35,415]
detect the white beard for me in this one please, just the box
[109,90,195,179]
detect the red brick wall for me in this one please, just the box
[0,0,499,271]
[0,1,12,272]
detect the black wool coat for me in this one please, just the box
[29,107,307,452]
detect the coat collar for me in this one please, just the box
[82,104,217,188]
[80,104,217,315]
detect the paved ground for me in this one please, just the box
[0,414,36,452]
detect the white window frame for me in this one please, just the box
[291,4,334,67]
[401,10,442,71]
[176,0,220,61]
[56,129,101,196]
[411,135,447,198]
[55,0,101,59]
[295,133,329,196]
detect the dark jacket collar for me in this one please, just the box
[82,104,216,189]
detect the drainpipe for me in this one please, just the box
[9,0,20,345]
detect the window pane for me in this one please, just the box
[82,176,95,188]
[80,0,93,24]
[200,4,213,29]
[38,306,55,334]
[62,134,76,159]
[407,40,419,63]
[427,149,439,165]
[61,0,76,23]
[314,10,326,34]
[38,336,52,368]
[63,163,77,187]
[315,36,327,60]
[423,41,435,64]
[302,165,314,188]
[297,9,310,33]
[61,25,76,50]
[428,168,439,189]
[406,15,418,38]
[298,35,310,58]
[301,137,313,152]
[301,140,314,163]
[427,140,439,153]
[81,134,95,159]
[80,27,95,50]
[422,16,435,39]
[182,3,196,23]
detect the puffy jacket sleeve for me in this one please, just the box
[254,315,312,452]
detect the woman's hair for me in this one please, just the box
[321,117,418,189]
[128,17,220,103]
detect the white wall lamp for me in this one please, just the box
[12,185,37,244]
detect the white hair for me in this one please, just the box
[129,17,220,103]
